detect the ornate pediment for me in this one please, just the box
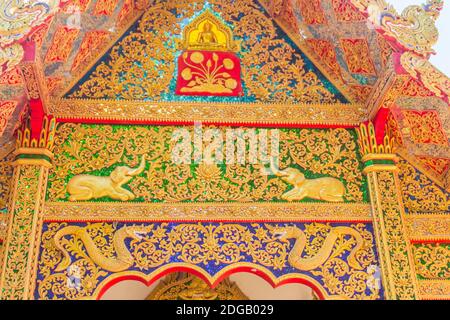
[62,0,349,105]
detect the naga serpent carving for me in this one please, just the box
[54,225,152,272]
[0,1,60,72]
[67,156,146,201]
[269,225,365,271]
[354,0,443,56]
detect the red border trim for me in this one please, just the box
[410,239,450,245]
[55,117,357,129]
[96,266,325,300]
[44,218,373,224]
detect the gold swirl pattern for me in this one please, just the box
[0,150,14,211]
[36,221,380,300]
[47,123,366,203]
[66,0,341,104]
[398,158,450,214]
[367,170,418,299]
[413,243,450,280]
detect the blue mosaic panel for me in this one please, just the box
[36,221,383,299]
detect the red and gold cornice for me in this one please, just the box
[49,98,366,128]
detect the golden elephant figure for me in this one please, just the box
[67,156,146,201]
[269,160,345,202]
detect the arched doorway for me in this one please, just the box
[100,272,316,300]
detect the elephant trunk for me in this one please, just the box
[127,156,146,176]
[270,157,287,176]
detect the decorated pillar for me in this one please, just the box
[0,116,55,300]
[357,122,418,300]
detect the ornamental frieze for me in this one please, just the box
[412,243,450,280]
[63,0,348,104]
[36,221,382,300]
[48,99,366,126]
[47,123,368,204]
[398,158,450,214]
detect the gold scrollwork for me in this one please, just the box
[43,202,372,222]
[367,170,418,299]
[49,99,365,126]
[66,0,339,104]
[417,280,450,299]
[47,123,366,203]
[405,215,450,242]
[37,222,379,300]
[0,165,48,300]
[398,158,449,214]
[413,243,450,280]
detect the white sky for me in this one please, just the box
[392,0,449,76]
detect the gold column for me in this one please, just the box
[358,123,418,300]
[0,117,55,300]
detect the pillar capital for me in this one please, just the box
[13,116,56,168]
[357,122,399,174]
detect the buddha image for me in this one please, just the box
[197,22,218,45]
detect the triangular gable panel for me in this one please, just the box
[64,0,349,104]
[398,157,450,214]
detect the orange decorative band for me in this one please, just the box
[361,154,399,163]
[49,99,365,127]
[418,280,450,300]
[43,202,372,222]
[363,164,398,174]
[405,214,450,243]
[13,158,52,168]
[14,148,54,159]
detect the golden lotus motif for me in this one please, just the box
[179,51,238,94]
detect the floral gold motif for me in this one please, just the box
[176,51,242,96]
[359,124,418,299]
[36,221,380,300]
[0,164,48,300]
[65,0,341,104]
[397,158,449,214]
[48,123,366,203]
[412,243,450,280]
[49,99,365,126]
[43,202,373,222]
[417,280,450,299]
[405,215,450,242]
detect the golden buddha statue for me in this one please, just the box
[197,22,218,46]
